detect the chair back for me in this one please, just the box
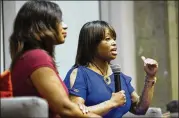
[1,97,48,118]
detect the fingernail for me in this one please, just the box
[79,105,82,110]
[141,56,145,60]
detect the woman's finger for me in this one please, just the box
[141,56,146,61]
[78,103,86,114]
[120,90,125,94]
[83,104,89,114]
[81,103,89,114]
[141,56,147,66]
[142,56,158,68]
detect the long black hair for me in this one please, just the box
[74,20,116,67]
[9,0,62,70]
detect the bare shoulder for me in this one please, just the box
[30,67,67,97]
[31,67,57,80]
[69,68,78,88]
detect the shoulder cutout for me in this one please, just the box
[70,68,78,88]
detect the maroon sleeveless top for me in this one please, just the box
[11,49,68,118]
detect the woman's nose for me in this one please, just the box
[111,40,116,46]
[62,22,68,29]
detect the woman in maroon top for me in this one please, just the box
[9,1,100,118]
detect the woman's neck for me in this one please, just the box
[90,57,109,76]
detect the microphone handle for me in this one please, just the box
[114,73,121,92]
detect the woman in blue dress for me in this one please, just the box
[64,20,158,118]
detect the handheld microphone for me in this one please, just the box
[111,64,121,92]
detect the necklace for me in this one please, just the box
[92,63,111,85]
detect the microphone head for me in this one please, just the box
[110,64,121,73]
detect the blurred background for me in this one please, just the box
[0,1,178,113]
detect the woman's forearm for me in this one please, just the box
[130,76,156,115]
[51,98,100,118]
[69,91,125,116]
[87,100,115,116]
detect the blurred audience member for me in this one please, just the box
[163,100,178,118]
[166,100,178,113]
